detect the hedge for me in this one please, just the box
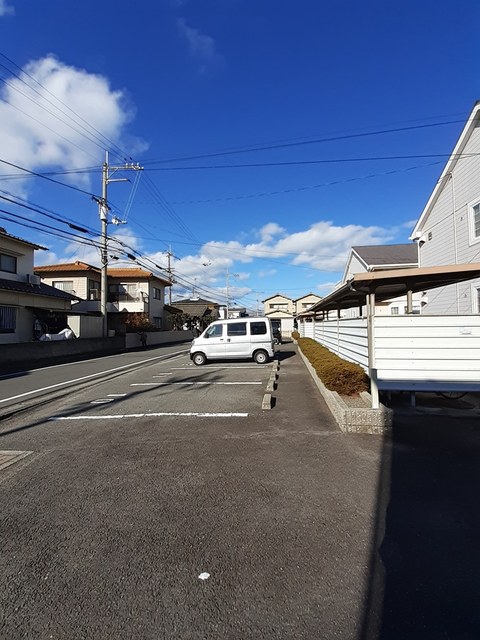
[297,337,369,396]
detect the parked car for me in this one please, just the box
[190,317,275,365]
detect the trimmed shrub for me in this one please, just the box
[291,330,300,340]
[297,337,369,396]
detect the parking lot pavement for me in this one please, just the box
[41,353,276,421]
[0,345,387,639]
[9,345,479,638]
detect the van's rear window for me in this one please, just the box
[250,321,267,335]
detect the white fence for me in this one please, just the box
[299,315,480,392]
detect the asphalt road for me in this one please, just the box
[1,344,480,639]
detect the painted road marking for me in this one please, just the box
[0,450,33,471]
[131,381,262,386]
[107,393,127,397]
[0,351,187,405]
[90,399,115,405]
[50,412,249,421]
[170,366,268,370]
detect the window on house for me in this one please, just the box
[0,306,16,333]
[153,287,162,300]
[270,303,287,310]
[390,307,399,315]
[153,317,162,329]
[88,279,99,291]
[0,253,17,274]
[469,201,480,243]
[53,280,74,293]
[109,283,138,301]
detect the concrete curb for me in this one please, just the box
[297,348,392,435]
[262,393,273,410]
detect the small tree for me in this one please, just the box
[124,313,155,333]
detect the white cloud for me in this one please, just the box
[35,218,400,303]
[177,18,224,73]
[0,0,14,16]
[0,55,147,190]
[272,221,393,271]
[258,222,285,243]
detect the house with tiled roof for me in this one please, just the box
[35,262,172,333]
[0,228,79,343]
[293,293,322,314]
[262,293,296,338]
[340,244,421,317]
[172,297,221,327]
[35,261,101,300]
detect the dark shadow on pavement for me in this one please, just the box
[361,399,480,639]
[275,349,296,362]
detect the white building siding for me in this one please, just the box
[344,254,365,281]
[418,121,480,314]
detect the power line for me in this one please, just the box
[0,156,97,197]
[143,152,478,172]
[170,159,446,205]
[142,119,465,166]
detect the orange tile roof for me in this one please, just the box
[35,261,99,273]
[107,268,171,285]
[107,268,153,278]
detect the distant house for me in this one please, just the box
[1,228,78,344]
[107,268,171,330]
[293,293,322,315]
[411,101,480,314]
[221,306,247,319]
[35,262,171,333]
[340,244,420,316]
[262,293,296,338]
[35,261,101,300]
[172,297,221,328]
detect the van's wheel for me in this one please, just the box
[192,352,207,366]
[253,350,268,364]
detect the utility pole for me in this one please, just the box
[97,151,143,337]
[225,269,239,319]
[166,247,173,305]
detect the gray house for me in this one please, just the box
[411,100,480,314]
[341,244,420,316]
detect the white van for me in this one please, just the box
[190,317,275,365]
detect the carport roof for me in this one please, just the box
[305,263,480,313]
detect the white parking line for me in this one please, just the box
[131,382,262,386]
[107,393,127,397]
[170,366,268,370]
[0,350,187,404]
[50,412,249,420]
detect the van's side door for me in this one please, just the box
[225,321,250,357]
[203,323,226,358]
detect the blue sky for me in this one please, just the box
[0,0,479,310]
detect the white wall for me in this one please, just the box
[304,315,480,393]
